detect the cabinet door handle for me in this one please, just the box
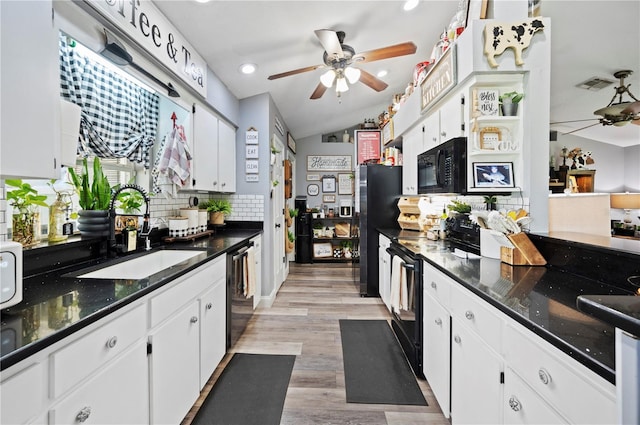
[508,396,522,412]
[190,316,198,323]
[465,310,475,320]
[453,335,461,344]
[435,318,442,326]
[206,302,213,310]
[76,406,91,422]
[431,281,437,289]
[538,368,551,385]
[440,131,447,137]
[106,336,118,349]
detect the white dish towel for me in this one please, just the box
[390,255,408,312]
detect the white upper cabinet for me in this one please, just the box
[1,0,61,179]
[191,104,236,192]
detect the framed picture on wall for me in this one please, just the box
[338,173,353,195]
[472,162,515,188]
[307,184,319,196]
[323,194,336,203]
[322,175,336,193]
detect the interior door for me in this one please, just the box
[271,135,286,292]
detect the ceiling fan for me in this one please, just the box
[267,29,417,99]
[551,70,640,134]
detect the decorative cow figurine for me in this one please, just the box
[484,19,545,68]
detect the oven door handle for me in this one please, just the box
[386,246,415,270]
[232,242,254,262]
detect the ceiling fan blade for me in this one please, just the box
[359,69,388,92]
[621,101,640,115]
[310,82,328,100]
[354,42,417,63]
[314,29,343,59]
[562,122,601,135]
[268,64,324,80]
[550,118,599,125]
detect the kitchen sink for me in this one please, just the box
[76,249,206,280]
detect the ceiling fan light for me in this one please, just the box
[336,77,349,93]
[320,69,336,88]
[613,120,630,127]
[344,66,361,84]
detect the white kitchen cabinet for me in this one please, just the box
[191,104,236,192]
[423,291,451,418]
[0,0,61,179]
[149,300,201,425]
[503,321,616,425]
[50,340,149,425]
[503,367,566,425]
[401,124,422,194]
[250,235,262,309]
[217,119,237,192]
[451,315,504,425]
[378,234,392,311]
[422,94,464,150]
[0,362,46,425]
[199,277,226,389]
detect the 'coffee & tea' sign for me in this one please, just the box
[84,0,207,97]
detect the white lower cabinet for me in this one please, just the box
[379,234,392,311]
[199,277,226,389]
[451,316,503,425]
[1,362,46,425]
[50,341,149,425]
[149,301,201,424]
[503,367,566,425]
[423,292,450,417]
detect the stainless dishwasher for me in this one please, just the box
[226,242,254,349]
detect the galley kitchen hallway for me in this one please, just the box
[182,263,448,425]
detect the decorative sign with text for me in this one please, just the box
[307,155,352,172]
[477,89,499,116]
[421,45,457,113]
[84,0,207,97]
[356,130,381,164]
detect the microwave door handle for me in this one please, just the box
[435,150,443,185]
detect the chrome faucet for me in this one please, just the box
[108,184,151,255]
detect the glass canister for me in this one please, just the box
[48,194,68,242]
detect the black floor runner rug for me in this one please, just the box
[191,353,295,425]
[339,319,427,405]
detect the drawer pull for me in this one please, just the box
[190,316,199,323]
[454,335,461,344]
[538,368,552,385]
[206,302,213,310]
[431,281,437,289]
[508,396,521,412]
[106,336,118,349]
[465,310,475,320]
[435,317,443,326]
[76,406,91,422]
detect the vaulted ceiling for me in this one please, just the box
[153,1,640,147]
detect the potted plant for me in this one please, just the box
[447,199,472,215]
[499,91,523,116]
[341,240,353,259]
[285,230,295,253]
[5,179,48,246]
[483,195,498,211]
[206,199,232,225]
[313,221,323,238]
[67,157,112,238]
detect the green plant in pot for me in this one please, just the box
[5,179,48,246]
[483,195,498,211]
[447,199,472,215]
[285,229,295,253]
[499,91,523,116]
[68,157,113,238]
[206,199,232,225]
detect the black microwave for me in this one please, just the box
[417,137,467,194]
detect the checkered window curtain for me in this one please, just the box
[59,35,159,169]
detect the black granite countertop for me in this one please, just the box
[379,228,638,384]
[577,295,640,338]
[0,229,261,371]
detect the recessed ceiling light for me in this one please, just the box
[240,63,257,74]
[193,0,212,3]
[377,70,388,78]
[403,0,419,11]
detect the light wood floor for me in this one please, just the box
[182,262,449,425]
